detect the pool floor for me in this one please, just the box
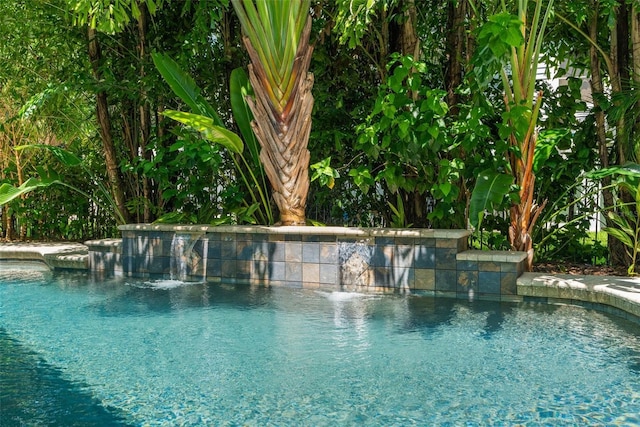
[1,267,640,425]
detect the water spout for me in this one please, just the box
[170,232,205,281]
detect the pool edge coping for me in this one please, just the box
[0,242,88,270]
[517,272,640,319]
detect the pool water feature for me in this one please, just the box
[2,265,640,426]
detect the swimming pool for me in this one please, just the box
[2,263,640,426]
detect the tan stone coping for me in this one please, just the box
[85,238,122,249]
[118,224,470,239]
[457,250,528,263]
[0,242,88,270]
[517,272,640,319]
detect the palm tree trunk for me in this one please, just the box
[243,18,314,225]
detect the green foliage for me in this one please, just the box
[153,51,273,225]
[162,111,244,154]
[0,177,61,206]
[229,68,260,166]
[388,193,412,228]
[151,52,223,126]
[590,164,640,274]
[473,12,524,86]
[67,0,162,33]
[333,0,384,49]
[469,170,514,231]
[1,144,125,224]
[310,157,340,190]
[353,54,465,227]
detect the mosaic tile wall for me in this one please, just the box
[91,225,527,300]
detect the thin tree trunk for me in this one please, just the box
[2,205,13,240]
[589,5,629,267]
[446,0,467,114]
[87,26,130,224]
[610,3,627,165]
[632,4,640,161]
[15,150,27,240]
[137,1,152,223]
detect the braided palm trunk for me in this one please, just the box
[242,18,314,225]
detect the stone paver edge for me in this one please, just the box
[517,272,640,319]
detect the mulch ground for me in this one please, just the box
[532,262,630,277]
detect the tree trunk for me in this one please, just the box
[446,0,467,114]
[87,26,130,224]
[136,1,153,223]
[243,18,314,225]
[588,4,630,267]
[632,4,640,161]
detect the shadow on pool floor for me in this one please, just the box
[0,327,132,427]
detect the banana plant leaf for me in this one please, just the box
[586,163,640,180]
[0,177,61,206]
[230,67,260,168]
[163,110,244,154]
[152,52,223,126]
[15,144,83,166]
[469,170,514,230]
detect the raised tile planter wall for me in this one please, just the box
[109,225,528,300]
[86,238,122,277]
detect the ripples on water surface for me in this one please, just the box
[1,263,640,426]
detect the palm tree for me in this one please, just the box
[503,0,553,270]
[232,0,314,225]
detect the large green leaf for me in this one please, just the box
[0,177,60,206]
[163,110,243,154]
[152,52,223,126]
[533,129,568,174]
[603,224,634,250]
[15,144,82,167]
[469,170,514,230]
[230,67,259,167]
[231,0,310,110]
[586,163,640,180]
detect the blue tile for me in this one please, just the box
[435,270,457,292]
[457,260,478,271]
[414,246,435,269]
[478,271,501,294]
[206,259,222,277]
[286,262,303,282]
[270,262,286,281]
[303,242,320,263]
[319,264,338,284]
[435,248,456,270]
[320,243,338,264]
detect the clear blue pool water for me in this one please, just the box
[2,263,640,426]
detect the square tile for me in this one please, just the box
[303,264,320,283]
[319,264,338,284]
[286,243,303,262]
[414,269,435,290]
[286,262,303,282]
[479,271,501,294]
[435,248,457,270]
[320,243,338,264]
[435,270,457,292]
[302,243,320,263]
